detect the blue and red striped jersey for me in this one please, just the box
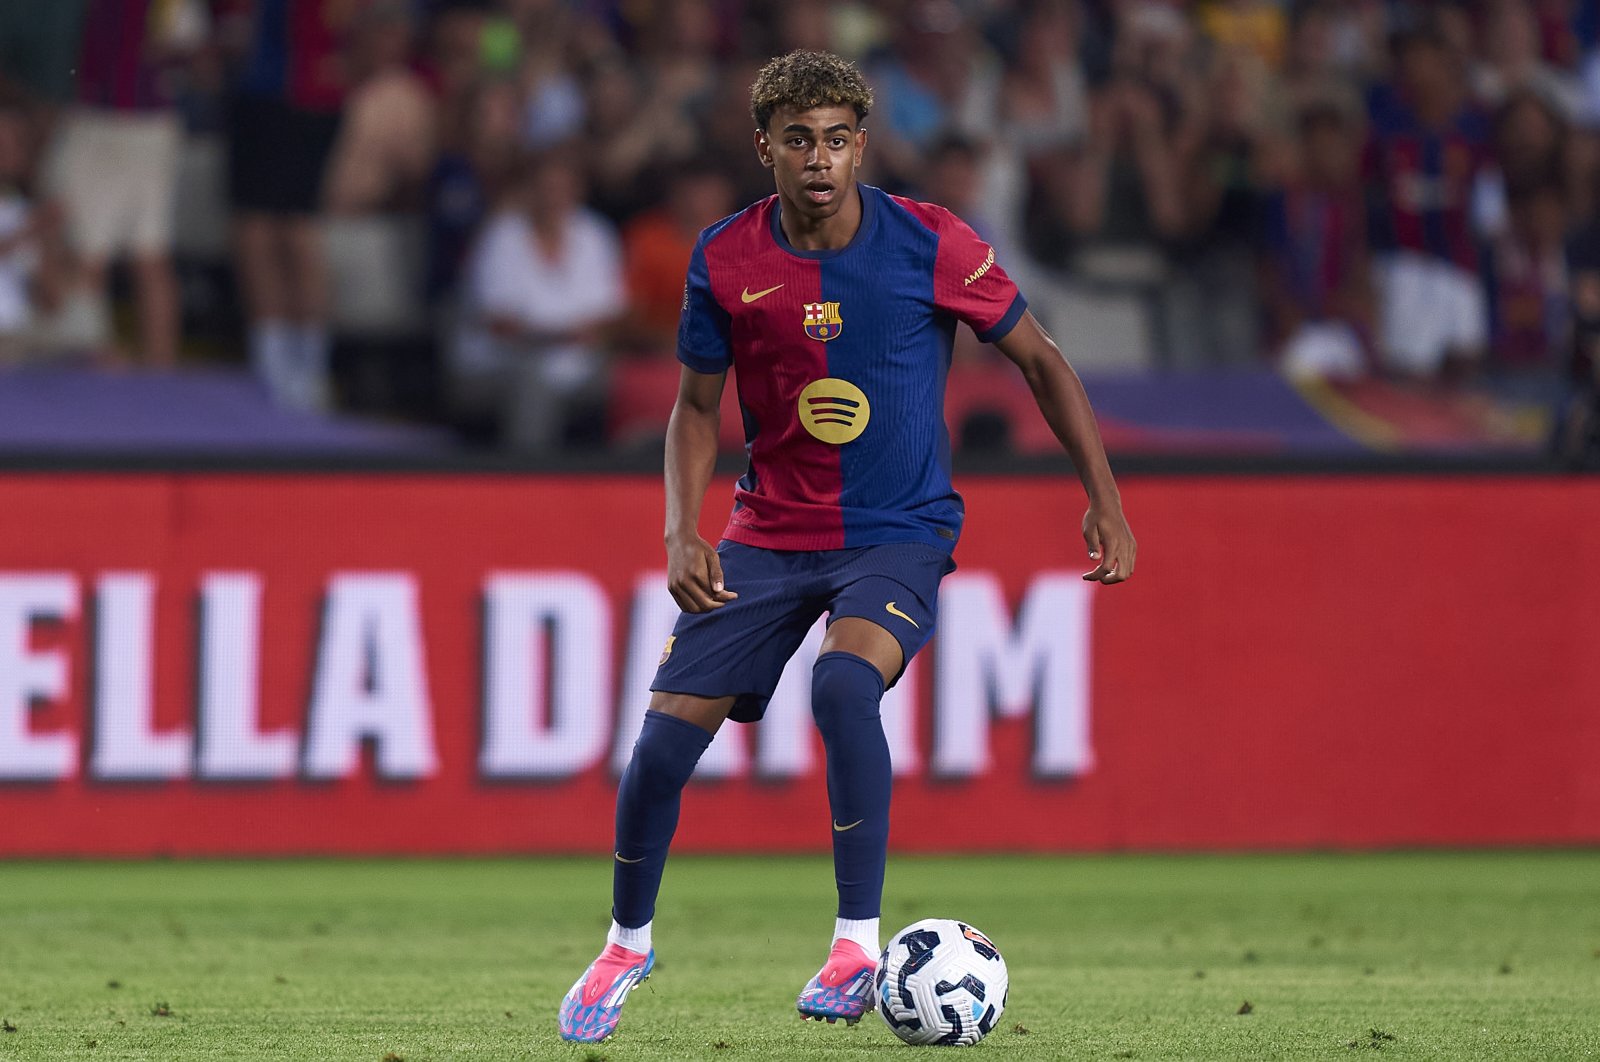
[1362,86,1492,272]
[234,0,348,112]
[76,0,176,112]
[678,184,1027,552]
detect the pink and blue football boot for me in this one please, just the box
[796,939,877,1024]
[557,943,655,1043]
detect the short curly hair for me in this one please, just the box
[749,50,874,131]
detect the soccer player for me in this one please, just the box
[557,50,1136,1044]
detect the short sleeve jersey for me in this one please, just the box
[678,184,1026,552]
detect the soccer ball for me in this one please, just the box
[876,918,1008,1046]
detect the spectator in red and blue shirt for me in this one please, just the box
[1363,26,1498,377]
[226,0,353,411]
[1261,103,1375,378]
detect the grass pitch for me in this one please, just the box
[0,853,1597,1061]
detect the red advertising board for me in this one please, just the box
[0,473,1596,856]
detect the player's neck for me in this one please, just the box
[778,184,863,251]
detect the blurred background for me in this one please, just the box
[1,15,1596,1054]
[0,0,1596,864]
[3,0,1600,464]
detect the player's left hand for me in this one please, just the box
[1082,505,1136,584]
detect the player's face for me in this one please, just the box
[756,104,866,222]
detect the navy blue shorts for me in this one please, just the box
[651,541,956,723]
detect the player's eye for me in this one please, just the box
[788,138,807,148]
[829,138,847,148]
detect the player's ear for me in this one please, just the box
[854,125,867,164]
[755,127,774,169]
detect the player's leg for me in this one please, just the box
[798,545,950,1023]
[610,692,734,949]
[560,542,824,1042]
[797,617,902,1023]
[558,691,733,1044]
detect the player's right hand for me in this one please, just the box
[666,533,739,613]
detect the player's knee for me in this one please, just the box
[627,709,713,791]
[811,651,886,731]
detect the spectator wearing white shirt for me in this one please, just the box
[0,104,67,364]
[452,152,625,451]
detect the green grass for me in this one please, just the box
[1,854,1598,1060]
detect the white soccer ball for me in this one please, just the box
[876,918,1008,1046]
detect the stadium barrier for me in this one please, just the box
[1,473,1596,855]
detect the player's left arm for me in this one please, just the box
[994,312,1136,584]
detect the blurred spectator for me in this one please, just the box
[621,166,735,349]
[1484,181,1571,371]
[509,0,586,149]
[768,0,844,56]
[1275,3,1366,129]
[0,103,69,363]
[1364,27,1497,379]
[1028,7,1190,307]
[1562,186,1600,461]
[324,1,436,215]
[921,132,1008,363]
[991,0,1090,269]
[427,77,523,300]
[998,0,1089,150]
[1260,104,1374,379]
[866,1,1004,190]
[922,133,1000,241]
[44,0,206,368]
[1474,0,1585,119]
[1494,88,1572,204]
[424,0,494,121]
[1197,0,1288,71]
[699,58,782,211]
[1299,0,1386,81]
[228,0,352,412]
[582,0,725,217]
[1169,50,1274,367]
[12,0,1600,450]
[581,54,701,223]
[450,152,624,451]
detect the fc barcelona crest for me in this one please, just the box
[803,301,843,342]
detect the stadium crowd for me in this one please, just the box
[0,0,1598,451]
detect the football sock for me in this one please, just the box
[611,709,713,929]
[811,651,891,921]
[607,918,651,955]
[834,916,881,957]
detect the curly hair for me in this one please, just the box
[749,50,874,131]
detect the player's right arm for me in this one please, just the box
[665,232,738,613]
[664,366,738,613]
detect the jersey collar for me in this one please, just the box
[769,184,880,260]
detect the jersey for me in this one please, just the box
[677,184,1026,553]
[1362,86,1492,273]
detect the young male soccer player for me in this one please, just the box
[557,50,1136,1043]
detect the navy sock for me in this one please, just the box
[811,651,891,920]
[612,709,713,928]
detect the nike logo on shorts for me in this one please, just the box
[885,601,919,629]
[614,853,645,863]
[833,819,864,832]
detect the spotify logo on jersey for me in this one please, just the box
[798,378,871,444]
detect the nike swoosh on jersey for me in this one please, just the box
[885,601,920,629]
[833,819,865,832]
[614,853,646,863]
[741,283,784,303]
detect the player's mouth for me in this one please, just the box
[804,180,835,205]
